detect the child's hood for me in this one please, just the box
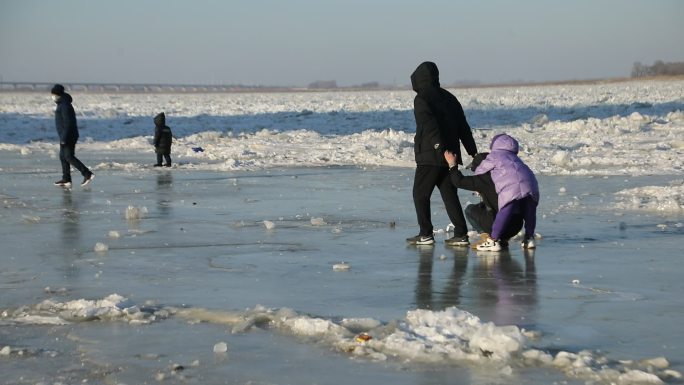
[490,133,519,154]
[154,112,165,126]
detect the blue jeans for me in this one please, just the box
[59,143,90,181]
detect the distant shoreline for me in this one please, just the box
[1,75,682,94]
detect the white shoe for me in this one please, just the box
[521,238,536,249]
[406,234,435,245]
[476,238,502,252]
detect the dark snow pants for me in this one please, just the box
[412,165,468,237]
[59,143,90,182]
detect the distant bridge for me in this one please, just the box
[0,81,296,93]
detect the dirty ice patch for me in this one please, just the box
[613,180,684,212]
[0,294,169,325]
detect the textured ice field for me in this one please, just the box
[1,163,682,385]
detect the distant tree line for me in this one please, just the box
[631,60,684,77]
[308,80,338,89]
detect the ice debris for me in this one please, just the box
[310,217,326,226]
[213,342,228,353]
[94,242,109,252]
[125,205,147,220]
[332,262,351,271]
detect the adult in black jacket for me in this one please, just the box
[51,84,94,187]
[153,112,173,167]
[407,62,478,246]
[445,151,523,245]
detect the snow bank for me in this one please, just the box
[613,180,684,212]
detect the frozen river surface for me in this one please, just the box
[1,150,682,385]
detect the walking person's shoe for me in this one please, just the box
[521,237,536,249]
[406,234,435,245]
[163,163,172,167]
[81,172,94,187]
[153,164,163,167]
[445,235,469,246]
[476,237,502,252]
[54,179,72,187]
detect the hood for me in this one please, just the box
[490,133,519,154]
[154,112,166,126]
[55,93,73,104]
[410,61,440,93]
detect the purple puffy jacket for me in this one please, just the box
[474,134,539,209]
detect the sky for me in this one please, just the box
[1,0,683,87]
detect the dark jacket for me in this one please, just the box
[448,168,498,211]
[54,93,79,145]
[153,113,173,154]
[410,62,477,166]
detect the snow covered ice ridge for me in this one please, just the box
[1,80,683,177]
[0,294,171,326]
[2,294,680,384]
[612,179,684,212]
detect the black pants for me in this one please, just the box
[59,143,90,182]
[465,202,523,240]
[412,165,468,236]
[156,153,171,166]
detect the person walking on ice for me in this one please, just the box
[406,61,478,246]
[51,84,94,187]
[153,112,173,167]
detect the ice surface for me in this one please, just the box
[1,82,683,384]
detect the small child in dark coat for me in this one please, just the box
[153,112,172,167]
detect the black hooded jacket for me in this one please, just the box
[153,112,173,153]
[54,93,79,145]
[410,62,477,166]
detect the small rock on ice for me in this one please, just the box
[0,346,10,355]
[572,279,580,285]
[108,230,121,239]
[213,342,228,353]
[263,220,275,230]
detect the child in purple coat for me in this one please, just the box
[473,133,539,251]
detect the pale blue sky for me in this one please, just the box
[1,0,682,86]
